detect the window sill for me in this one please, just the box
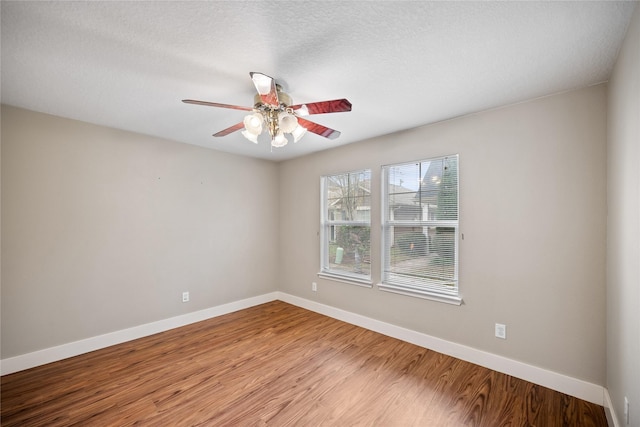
[317,272,373,288]
[377,282,463,305]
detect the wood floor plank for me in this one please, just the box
[1,301,607,426]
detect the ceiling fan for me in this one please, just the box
[183,72,352,148]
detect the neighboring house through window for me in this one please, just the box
[320,169,372,285]
[380,155,461,304]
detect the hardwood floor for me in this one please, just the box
[1,301,607,426]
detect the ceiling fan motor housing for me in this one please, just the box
[252,85,292,109]
[252,85,297,137]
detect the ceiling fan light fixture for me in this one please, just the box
[271,131,288,148]
[241,130,259,144]
[278,112,298,133]
[243,113,263,135]
[292,124,307,143]
[251,73,273,95]
[296,104,310,117]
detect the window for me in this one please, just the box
[381,156,460,304]
[320,170,372,285]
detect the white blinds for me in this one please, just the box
[381,156,459,301]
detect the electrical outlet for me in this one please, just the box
[182,291,189,303]
[495,323,506,339]
[312,282,317,292]
[624,396,629,424]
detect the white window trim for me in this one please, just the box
[318,272,373,288]
[380,155,462,305]
[377,282,462,305]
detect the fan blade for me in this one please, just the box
[250,72,279,107]
[290,99,352,116]
[297,117,341,140]
[183,99,253,111]
[213,122,245,137]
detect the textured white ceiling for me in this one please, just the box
[1,1,636,161]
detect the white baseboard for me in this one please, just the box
[604,389,621,427]
[1,290,608,412]
[0,292,279,376]
[276,292,606,407]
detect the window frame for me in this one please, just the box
[319,169,373,287]
[379,155,462,305]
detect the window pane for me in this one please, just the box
[424,157,458,221]
[382,155,459,298]
[321,169,372,283]
[327,225,371,276]
[386,158,458,223]
[326,171,371,221]
[388,163,421,195]
[385,226,455,282]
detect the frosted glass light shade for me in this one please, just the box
[243,113,263,135]
[291,125,307,143]
[278,112,298,133]
[271,132,288,148]
[241,130,259,144]
[252,73,273,95]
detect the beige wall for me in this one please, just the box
[1,83,612,388]
[1,106,280,358]
[607,3,640,425]
[279,84,607,384]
